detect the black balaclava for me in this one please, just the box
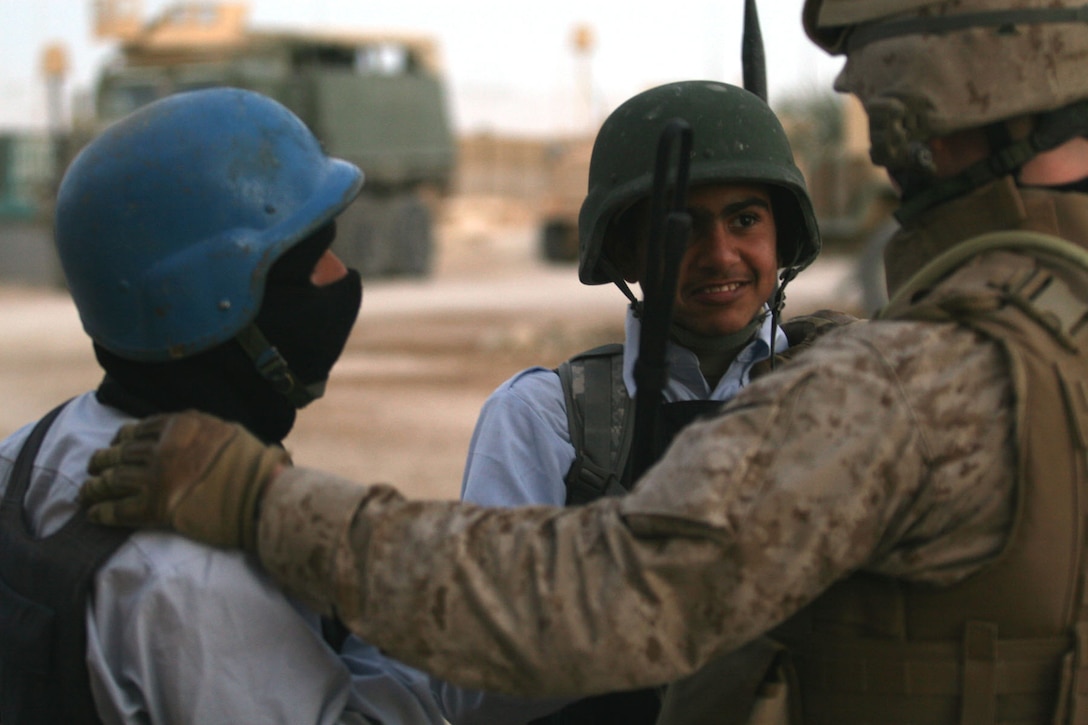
[96,222,362,444]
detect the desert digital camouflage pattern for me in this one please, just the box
[804,0,1088,170]
[255,314,1015,696]
[217,3,1088,718]
[212,82,1088,707]
[250,191,1088,721]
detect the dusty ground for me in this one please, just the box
[0,197,863,500]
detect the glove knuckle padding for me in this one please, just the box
[78,474,107,504]
[85,502,116,526]
[81,410,287,549]
[110,421,143,445]
[86,447,115,476]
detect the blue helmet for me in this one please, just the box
[55,87,364,361]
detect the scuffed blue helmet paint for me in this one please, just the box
[55,87,364,361]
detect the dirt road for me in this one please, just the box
[0,209,860,500]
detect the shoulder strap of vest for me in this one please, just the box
[557,343,635,505]
[822,230,1088,722]
[750,310,860,380]
[1,401,70,528]
[1,400,128,725]
[878,230,1088,320]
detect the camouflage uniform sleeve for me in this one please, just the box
[256,320,1015,698]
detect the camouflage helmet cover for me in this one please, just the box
[577,80,820,285]
[803,0,1088,168]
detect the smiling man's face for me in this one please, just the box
[618,183,779,337]
[674,183,778,336]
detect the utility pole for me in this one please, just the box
[39,42,70,191]
[570,24,596,134]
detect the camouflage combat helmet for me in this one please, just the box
[578,80,820,286]
[803,0,1088,191]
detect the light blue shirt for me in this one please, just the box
[0,392,446,725]
[435,307,786,724]
[460,306,786,508]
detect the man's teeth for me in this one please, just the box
[701,282,742,293]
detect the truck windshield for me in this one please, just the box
[99,83,159,121]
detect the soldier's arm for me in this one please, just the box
[82,322,1014,697]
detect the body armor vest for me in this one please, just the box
[777,231,1088,724]
[557,343,642,505]
[0,402,131,725]
[557,313,856,507]
[542,317,854,725]
[533,343,663,725]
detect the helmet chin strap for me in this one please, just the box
[603,246,802,373]
[767,259,803,371]
[598,255,644,316]
[895,100,1088,225]
[234,323,323,408]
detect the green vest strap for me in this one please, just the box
[557,343,634,506]
[879,230,1088,320]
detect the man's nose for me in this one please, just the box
[694,220,742,265]
[311,250,349,286]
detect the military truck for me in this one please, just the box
[87,2,456,278]
[537,135,593,263]
[0,132,66,287]
[0,134,53,222]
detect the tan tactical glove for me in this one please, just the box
[80,410,291,552]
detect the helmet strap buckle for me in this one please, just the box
[235,324,317,408]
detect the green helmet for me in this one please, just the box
[578,80,820,286]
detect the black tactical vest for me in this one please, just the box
[0,403,131,724]
[558,313,857,507]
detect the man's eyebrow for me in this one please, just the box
[687,196,771,217]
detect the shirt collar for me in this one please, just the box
[621,305,786,401]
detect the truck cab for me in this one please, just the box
[91,3,457,277]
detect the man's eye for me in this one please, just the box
[731,212,760,228]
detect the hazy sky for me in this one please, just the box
[1,0,845,135]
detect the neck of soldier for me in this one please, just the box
[883,135,1088,297]
[670,316,762,390]
[928,126,1088,186]
[1018,137,1088,187]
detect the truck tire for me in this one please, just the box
[334,195,391,278]
[389,197,433,277]
[540,219,579,263]
[329,193,434,279]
